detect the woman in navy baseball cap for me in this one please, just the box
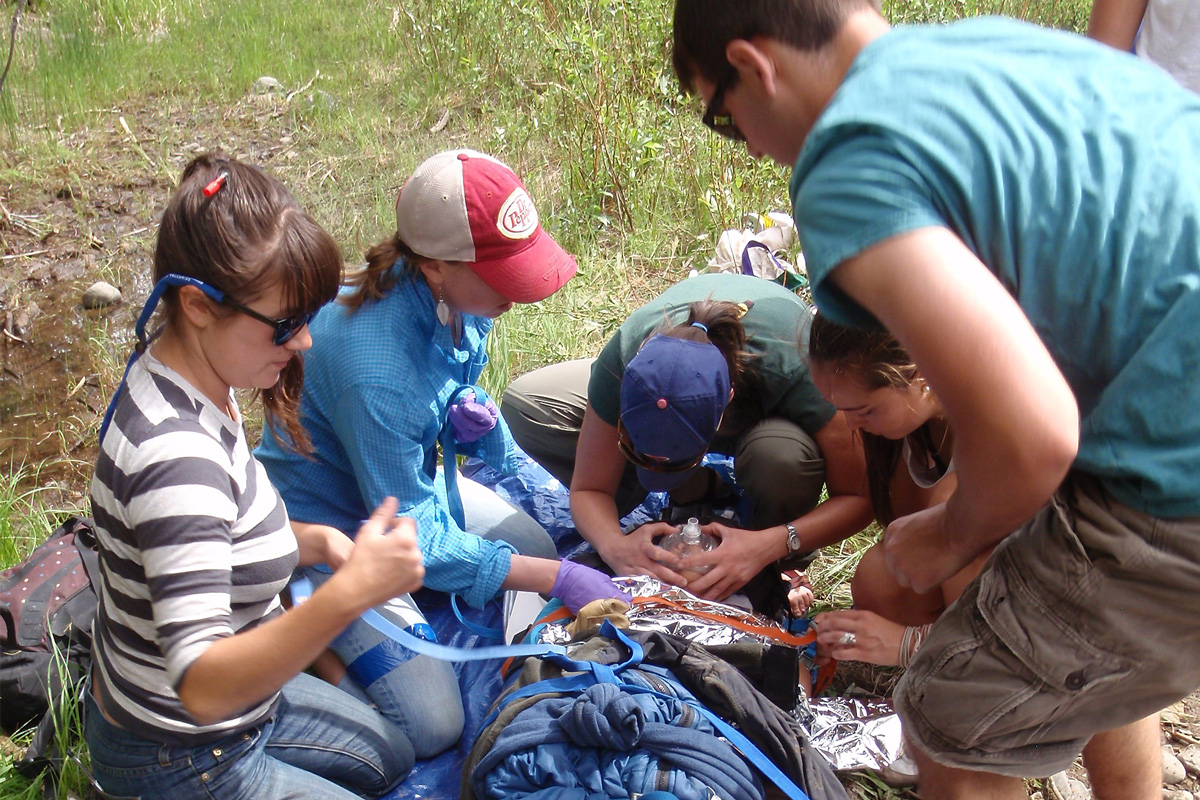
[503,272,874,613]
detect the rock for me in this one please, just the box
[1161,789,1192,800]
[1048,771,1091,800]
[304,90,336,112]
[253,76,283,95]
[9,303,38,338]
[1164,746,1188,784]
[1178,744,1200,777]
[82,281,121,309]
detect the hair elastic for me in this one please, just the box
[691,321,708,333]
[202,171,229,198]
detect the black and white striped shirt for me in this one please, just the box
[89,353,299,744]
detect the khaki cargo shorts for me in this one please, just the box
[895,473,1200,777]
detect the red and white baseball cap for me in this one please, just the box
[395,149,577,303]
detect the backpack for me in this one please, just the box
[0,516,99,780]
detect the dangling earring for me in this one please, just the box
[436,288,450,326]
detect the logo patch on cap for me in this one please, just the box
[496,188,538,240]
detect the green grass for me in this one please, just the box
[0,467,87,800]
[0,0,1091,796]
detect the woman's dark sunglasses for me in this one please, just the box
[701,74,746,143]
[151,273,317,345]
[218,294,318,345]
[616,418,707,474]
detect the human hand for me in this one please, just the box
[883,504,974,594]
[784,570,815,616]
[678,521,771,601]
[598,520,693,587]
[336,497,425,611]
[448,390,499,443]
[291,521,354,570]
[548,560,633,614]
[320,527,354,570]
[813,609,905,667]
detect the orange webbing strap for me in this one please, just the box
[633,595,836,693]
[630,595,816,648]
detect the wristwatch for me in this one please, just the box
[784,522,802,554]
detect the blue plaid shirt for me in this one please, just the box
[256,269,521,608]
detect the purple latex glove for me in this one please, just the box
[548,560,633,615]
[448,390,499,443]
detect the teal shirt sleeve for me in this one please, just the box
[791,132,949,329]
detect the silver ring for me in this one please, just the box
[839,631,857,647]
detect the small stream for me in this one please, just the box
[1,269,148,498]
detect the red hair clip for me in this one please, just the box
[202,171,229,198]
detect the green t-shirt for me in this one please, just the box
[791,17,1200,516]
[589,273,835,446]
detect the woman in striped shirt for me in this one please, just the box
[86,155,425,800]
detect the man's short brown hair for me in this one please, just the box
[672,0,881,92]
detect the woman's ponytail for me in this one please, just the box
[342,234,424,310]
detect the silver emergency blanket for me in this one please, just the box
[534,574,803,649]
[532,575,904,774]
[806,696,904,773]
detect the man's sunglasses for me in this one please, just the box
[616,418,707,474]
[701,74,746,143]
[151,273,317,345]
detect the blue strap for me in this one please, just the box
[614,679,812,800]
[438,384,475,530]
[98,273,245,445]
[98,348,145,445]
[451,592,505,640]
[290,574,566,663]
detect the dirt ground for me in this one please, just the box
[3,103,1199,799]
[2,95,294,500]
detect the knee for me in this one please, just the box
[850,544,894,610]
[484,511,556,558]
[852,543,944,625]
[500,361,589,431]
[503,521,557,559]
[734,419,825,505]
[406,701,465,759]
[369,726,417,793]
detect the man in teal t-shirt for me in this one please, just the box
[674,1,1200,798]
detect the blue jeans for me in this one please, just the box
[456,473,557,558]
[83,673,413,800]
[304,474,555,759]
